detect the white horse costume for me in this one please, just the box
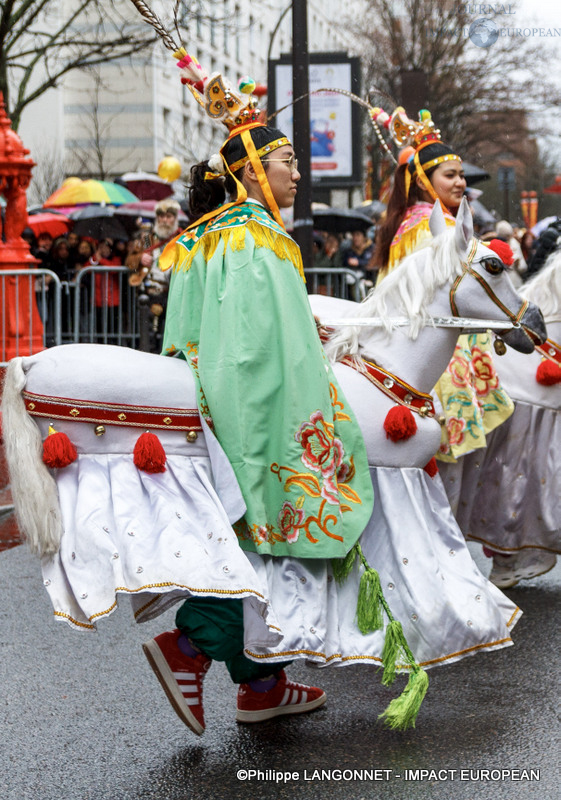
[2,202,546,678]
[440,251,561,584]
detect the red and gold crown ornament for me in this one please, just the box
[370,107,442,150]
[126,2,289,229]
[175,49,261,132]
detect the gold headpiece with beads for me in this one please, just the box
[370,107,443,150]
[174,51,262,131]
[126,1,289,229]
[370,106,462,207]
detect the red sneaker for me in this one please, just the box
[142,629,211,735]
[236,670,326,723]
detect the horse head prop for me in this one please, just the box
[312,199,546,469]
[325,199,546,375]
[431,199,546,355]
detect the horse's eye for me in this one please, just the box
[482,258,504,275]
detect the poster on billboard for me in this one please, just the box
[268,53,362,188]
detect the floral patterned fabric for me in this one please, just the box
[436,333,513,461]
[383,202,514,461]
[162,201,374,557]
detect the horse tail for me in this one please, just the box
[1,357,63,556]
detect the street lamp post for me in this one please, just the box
[291,0,313,270]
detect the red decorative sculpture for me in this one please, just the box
[0,93,44,359]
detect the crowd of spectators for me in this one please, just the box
[23,226,145,345]
[23,195,559,351]
[23,198,183,351]
[312,207,551,298]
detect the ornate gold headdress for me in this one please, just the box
[370,106,461,205]
[127,0,290,228]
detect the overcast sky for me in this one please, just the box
[500,0,561,166]
[517,0,561,27]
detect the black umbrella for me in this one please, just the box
[352,200,386,220]
[312,207,373,234]
[463,161,490,186]
[69,206,128,240]
[469,198,496,227]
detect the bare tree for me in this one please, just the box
[64,70,137,179]
[0,0,159,131]
[26,143,66,205]
[353,1,561,171]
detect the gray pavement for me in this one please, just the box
[1,543,560,800]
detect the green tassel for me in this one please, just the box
[378,668,429,731]
[331,543,358,584]
[356,566,384,633]
[381,620,406,687]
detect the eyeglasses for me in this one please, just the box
[262,156,299,171]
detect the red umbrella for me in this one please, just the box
[119,172,175,201]
[26,212,71,238]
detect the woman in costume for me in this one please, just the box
[369,107,514,464]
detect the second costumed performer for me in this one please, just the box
[370,107,514,463]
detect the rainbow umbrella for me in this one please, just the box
[43,179,139,208]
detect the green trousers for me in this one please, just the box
[175,596,292,684]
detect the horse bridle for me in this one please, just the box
[449,238,529,329]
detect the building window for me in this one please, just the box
[196,1,203,38]
[234,6,241,62]
[223,0,229,55]
[210,14,217,47]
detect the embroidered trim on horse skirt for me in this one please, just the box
[23,391,206,431]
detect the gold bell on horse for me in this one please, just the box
[494,337,507,356]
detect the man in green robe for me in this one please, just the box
[143,93,373,734]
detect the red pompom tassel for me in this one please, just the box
[536,359,561,385]
[423,457,438,478]
[133,431,166,473]
[42,427,78,468]
[486,238,514,266]
[383,406,418,442]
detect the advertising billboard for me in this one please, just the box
[268,53,362,188]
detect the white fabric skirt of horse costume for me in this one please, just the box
[441,340,561,556]
[2,344,520,672]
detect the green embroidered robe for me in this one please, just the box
[162,200,373,558]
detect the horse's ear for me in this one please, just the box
[428,201,447,238]
[454,197,473,257]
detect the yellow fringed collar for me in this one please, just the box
[162,202,304,280]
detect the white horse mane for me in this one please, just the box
[521,250,561,318]
[326,228,465,361]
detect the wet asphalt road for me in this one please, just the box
[1,543,559,800]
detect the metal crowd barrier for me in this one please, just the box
[304,267,366,302]
[0,265,361,366]
[0,269,61,366]
[73,266,140,347]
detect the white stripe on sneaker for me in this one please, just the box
[280,688,291,706]
[173,672,197,679]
